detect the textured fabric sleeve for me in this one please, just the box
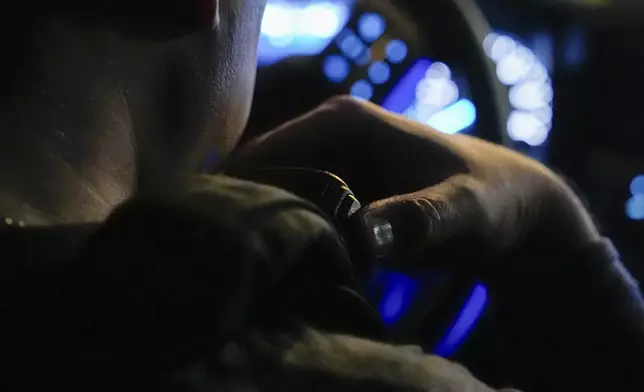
[238,327,502,392]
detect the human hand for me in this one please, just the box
[223,96,621,390]
[224,96,600,278]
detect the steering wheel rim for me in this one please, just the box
[435,0,511,146]
[366,0,510,145]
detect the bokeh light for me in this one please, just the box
[323,55,350,83]
[259,1,354,66]
[350,79,374,100]
[381,59,476,135]
[358,12,387,42]
[484,32,553,147]
[627,175,644,220]
[626,195,644,221]
[386,39,408,63]
[368,61,391,85]
[630,175,644,196]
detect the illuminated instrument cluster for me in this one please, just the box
[483,33,554,147]
[323,11,477,135]
[258,0,478,136]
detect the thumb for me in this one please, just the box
[356,175,491,273]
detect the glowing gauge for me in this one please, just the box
[484,32,554,147]
[380,59,476,135]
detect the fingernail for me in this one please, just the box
[362,212,395,258]
[361,203,428,260]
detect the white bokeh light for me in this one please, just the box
[533,106,553,124]
[486,35,517,63]
[509,80,553,111]
[484,32,554,147]
[526,62,549,82]
[416,78,459,108]
[496,47,536,86]
[507,110,549,146]
[299,3,343,38]
[523,125,550,146]
[426,62,452,79]
[261,3,295,38]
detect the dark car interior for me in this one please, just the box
[242,0,644,385]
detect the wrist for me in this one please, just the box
[514,180,601,272]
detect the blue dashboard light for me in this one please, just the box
[376,272,419,326]
[355,48,372,66]
[381,58,433,113]
[368,61,391,84]
[386,39,408,63]
[426,99,477,134]
[381,287,405,322]
[358,13,386,42]
[323,55,350,83]
[337,31,365,59]
[627,176,644,220]
[381,58,474,134]
[630,175,644,196]
[564,27,586,68]
[351,80,374,100]
[626,195,644,221]
[434,284,488,358]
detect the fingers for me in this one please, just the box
[356,174,491,273]
[226,96,378,172]
[227,95,472,203]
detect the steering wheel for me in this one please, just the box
[244,0,510,146]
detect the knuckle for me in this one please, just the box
[454,177,494,233]
[416,197,446,228]
[321,94,370,113]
